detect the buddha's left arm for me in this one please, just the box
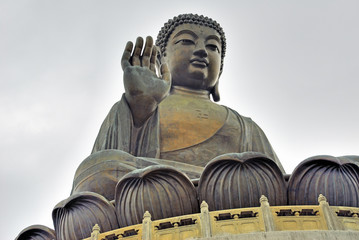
[251,122,286,174]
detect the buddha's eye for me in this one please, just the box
[175,39,194,45]
[206,44,220,53]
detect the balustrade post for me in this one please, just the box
[260,195,276,231]
[318,194,344,230]
[200,201,212,237]
[142,211,152,240]
[90,224,100,240]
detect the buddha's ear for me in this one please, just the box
[155,47,161,64]
[211,81,220,102]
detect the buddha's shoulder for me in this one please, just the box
[226,107,254,123]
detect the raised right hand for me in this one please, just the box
[121,36,171,126]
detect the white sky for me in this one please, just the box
[1,0,358,239]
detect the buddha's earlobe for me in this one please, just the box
[211,81,220,102]
[155,47,163,66]
[156,49,166,76]
[157,51,167,67]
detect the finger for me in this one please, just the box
[149,46,157,73]
[132,37,144,66]
[121,41,133,70]
[160,63,171,84]
[142,36,153,67]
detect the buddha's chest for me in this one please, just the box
[159,94,227,152]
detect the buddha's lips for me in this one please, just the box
[190,58,208,67]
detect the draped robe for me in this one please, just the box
[92,94,285,173]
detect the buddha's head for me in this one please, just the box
[156,14,226,101]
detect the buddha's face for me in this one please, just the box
[163,23,222,91]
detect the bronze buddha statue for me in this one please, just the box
[17,14,359,240]
[69,14,286,204]
[88,14,284,174]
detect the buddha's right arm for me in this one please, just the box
[92,95,160,158]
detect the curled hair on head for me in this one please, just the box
[156,14,226,74]
[156,14,226,101]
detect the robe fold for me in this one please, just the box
[92,94,285,173]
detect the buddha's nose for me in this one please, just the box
[194,43,208,58]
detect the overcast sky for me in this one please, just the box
[1,0,359,239]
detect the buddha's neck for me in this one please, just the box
[171,86,210,100]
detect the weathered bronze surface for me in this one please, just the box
[16,225,55,240]
[288,155,359,207]
[64,13,287,231]
[91,15,284,169]
[52,192,119,240]
[71,150,137,201]
[115,165,199,227]
[71,149,203,200]
[198,152,287,211]
[87,14,284,201]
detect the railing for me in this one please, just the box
[83,194,359,240]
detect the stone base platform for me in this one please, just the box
[191,230,359,240]
[85,195,359,240]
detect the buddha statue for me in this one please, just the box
[70,14,285,204]
[17,14,359,240]
[90,14,282,166]
[52,16,287,238]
